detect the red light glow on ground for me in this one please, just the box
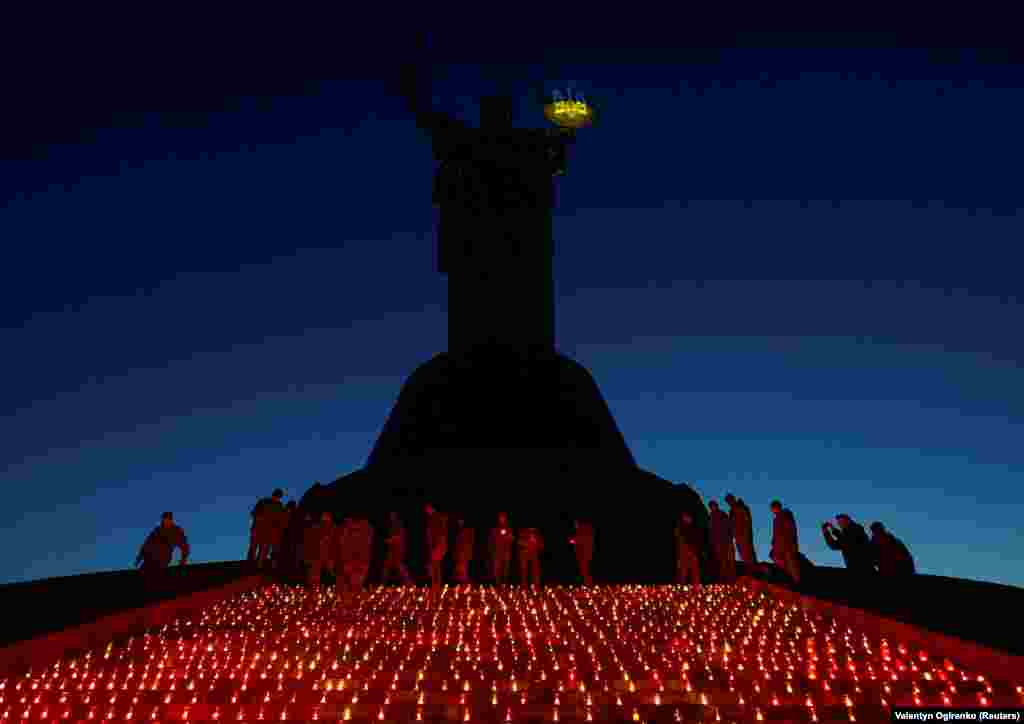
[2,584,1021,721]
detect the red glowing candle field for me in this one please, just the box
[2,584,1020,722]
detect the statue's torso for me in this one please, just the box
[426,120,565,352]
[432,128,569,214]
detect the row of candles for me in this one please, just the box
[1,583,1021,721]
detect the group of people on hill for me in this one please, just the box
[821,514,916,576]
[674,494,915,587]
[132,488,914,593]
[295,503,595,596]
[131,491,296,575]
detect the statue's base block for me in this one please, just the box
[367,349,639,467]
[300,349,710,584]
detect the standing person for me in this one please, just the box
[282,500,297,530]
[381,512,413,585]
[333,517,353,602]
[425,504,449,594]
[268,500,296,570]
[277,501,301,572]
[453,518,476,584]
[248,488,285,567]
[340,513,374,598]
[708,500,737,583]
[725,494,757,567]
[303,511,336,590]
[674,512,702,587]
[570,520,595,585]
[489,512,514,584]
[136,512,190,572]
[769,500,801,584]
[870,522,916,576]
[517,527,544,586]
[822,514,874,574]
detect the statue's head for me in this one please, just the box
[480,95,513,129]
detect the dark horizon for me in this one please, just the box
[2,10,1022,588]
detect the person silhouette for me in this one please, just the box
[517,527,544,586]
[136,512,189,571]
[708,500,737,583]
[453,517,476,584]
[822,514,874,574]
[769,500,801,584]
[489,512,514,584]
[425,504,449,595]
[725,493,757,567]
[249,488,285,567]
[382,512,413,585]
[674,512,702,587]
[570,520,595,585]
[870,521,916,576]
[303,511,336,590]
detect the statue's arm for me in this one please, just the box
[541,127,575,175]
[399,53,467,139]
[419,109,470,139]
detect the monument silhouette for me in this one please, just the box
[7,30,1024,711]
[290,57,709,585]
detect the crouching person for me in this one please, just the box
[136,512,189,593]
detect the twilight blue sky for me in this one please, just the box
[2,17,1022,587]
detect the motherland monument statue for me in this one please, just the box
[291,36,709,584]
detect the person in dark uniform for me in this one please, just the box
[453,517,476,584]
[136,512,189,586]
[724,493,757,567]
[822,513,874,574]
[267,500,296,570]
[870,522,916,576]
[770,500,801,584]
[339,513,374,599]
[276,500,300,571]
[303,511,336,590]
[489,512,514,584]
[674,512,702,587]
[517,527,544,586]
[248,488,285,567]
[381,512,413,585]
[570,520,595,585]
[708,500,737,583]
[425,504,449,595]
